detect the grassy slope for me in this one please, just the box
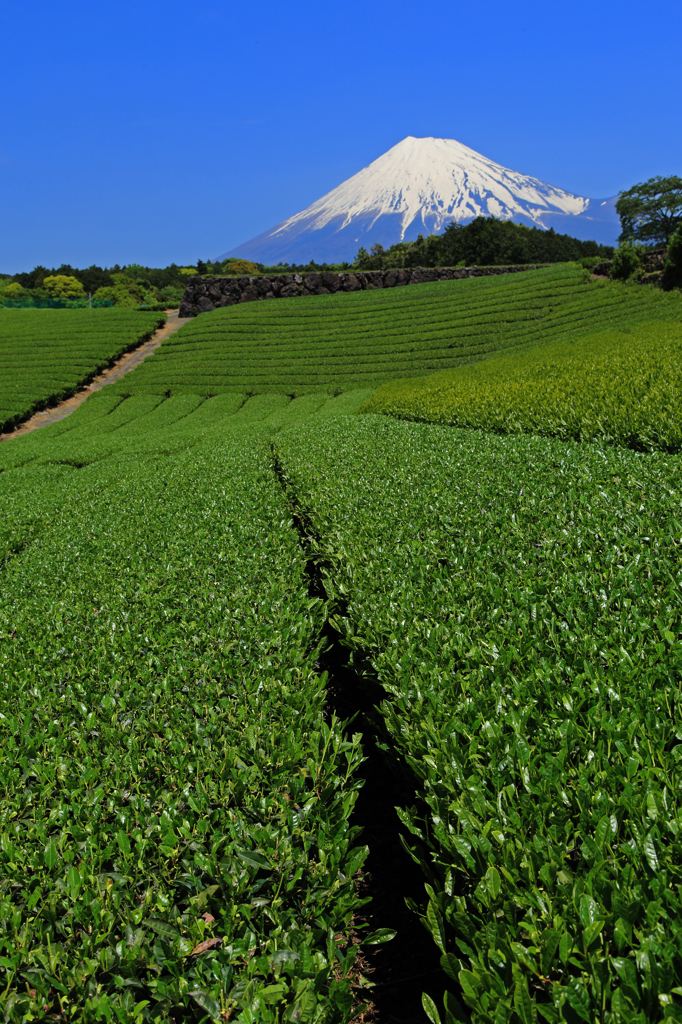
[0,308,165,432]
[359,319,682,451]
[108,266,680,397]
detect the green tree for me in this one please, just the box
[93,285,138,308]
[158,284,185,306]
[611,242,643,280]
[2,282,25,298]
[122,263,147,277]
[353,244,387,270]
[354,246,371,269]
[616,175,682,245]
[93,273,156,308]
[221,258,259,276]
[43,275,85,298]
[662,224,682,291]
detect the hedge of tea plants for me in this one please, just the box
[0,394,379,1023]
[359,321,682,452]
[275,414,682,1024]
[106,266,681,397]
[0,386,376,477]
[0,309,165,433]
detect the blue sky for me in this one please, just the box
[1,0,679,272]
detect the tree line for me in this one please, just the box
[0,263,192,309]
[354,217,614,271]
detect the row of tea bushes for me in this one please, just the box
[106,267,681,397]
[0,309,165,433]
[0,388,375,477]
[276,414,682,1023]
[0,403,373,1022]
[360,321,682,452]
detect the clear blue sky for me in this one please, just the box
[1,0,679,272]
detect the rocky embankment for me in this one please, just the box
[179,264,552,317]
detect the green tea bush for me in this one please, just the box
[359,321,682,451]
[276,414,682,1024]
[0,395,379,1023]
[2,263,682,1024]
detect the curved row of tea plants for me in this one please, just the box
[0,309,165,433]
[0,395,376,1023]
[359,320,682,452]
[275,414,682,1024]
[109,266,681,397]
[0,387,374,477]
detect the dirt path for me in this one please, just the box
[0,310,188,442]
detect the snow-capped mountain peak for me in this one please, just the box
[220,136,618,263]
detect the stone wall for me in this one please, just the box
[179,264,553,317]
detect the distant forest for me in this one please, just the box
[7,263,188,294]
[0,263,192,310]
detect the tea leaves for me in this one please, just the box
[2,268,682,1022]
[0,397,370,1022]
[360,321,682,452]
[276,414,682,1022]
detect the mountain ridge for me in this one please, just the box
[220,136,620,264]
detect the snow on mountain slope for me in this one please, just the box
[220,136,619,263]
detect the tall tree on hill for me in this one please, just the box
[616,175,682,246]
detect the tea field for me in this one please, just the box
[360,320,682,451]
[107,265,680,397]
[0,391,377,1023]
[0,271,681,1023]
[0,309,165,433]
[274,414,682,1024]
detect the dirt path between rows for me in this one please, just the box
[0,310,189,443]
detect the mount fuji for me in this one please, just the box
[220,136,619,264]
